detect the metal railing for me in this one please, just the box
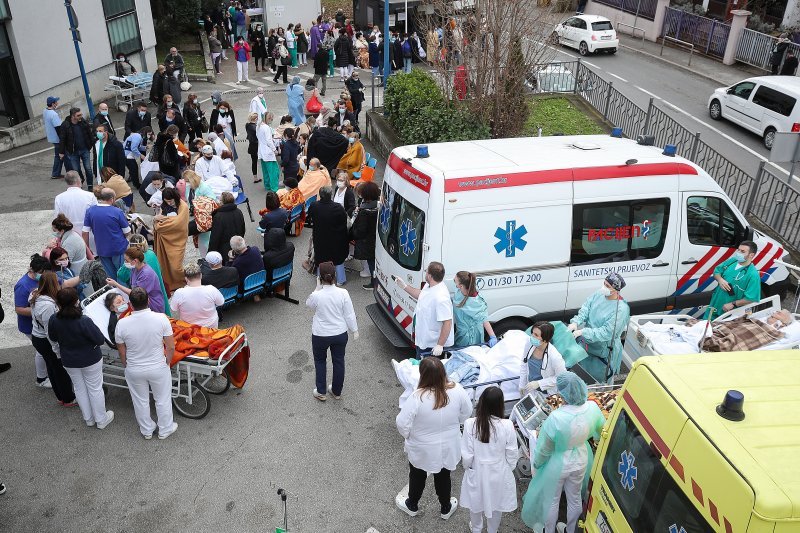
[617,22,646,47]
[735,27,800,71]
[371,74,385,109]
[533,59,800,253]
[661,36,695,66]
[592,0,658,21]
[661,7,730,59]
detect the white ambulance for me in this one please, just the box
[366,134,791,348]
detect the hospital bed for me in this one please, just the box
[81,285,248,419]
[622,295,800,368]
[104,72,153,112]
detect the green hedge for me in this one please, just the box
[384,70,490,144]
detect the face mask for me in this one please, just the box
[100,110,108,116]
[56,259,69,267]
[339,108,345,114]
[337,180,346,188]
[166,101,173,107]
[220,109,228,115]
[124,262,135,269]
[52,231,60,237]
[348,137,355,144]
[116,304,127,314]
[34,273,42,280]
[138,111,146,118]
[599,285,612,297]
[204,154,213,159]
[732,251,746,263]
[166,118,173,123]
[257,92,264,98]
[529,337,541,348]
[96,132,105,140]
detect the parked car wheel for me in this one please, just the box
[764,126,777,150]
[709,99,722,120]
[579,41,590,56]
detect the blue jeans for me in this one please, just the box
[403,57,412,73]
[335,263,346,285]
[67,149,94,188]
[312,332,348,395]
[372,66,380,78]
[99,254,124,282]
[52,143,71,176]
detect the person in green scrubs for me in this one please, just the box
[706,240,761,321]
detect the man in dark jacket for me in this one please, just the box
[307,117,349,171]
[391,33,404,71]
[781,50,799,75]
[92,124,126,181]
[164,47,185,79]
[199,252,239,289]
[350,181,379,290]
[58,107,95,187]
[262,228,295,278]
[334,29,355,81]
[92,102,116,137]
[345,72,365,123]
[333,100,359,133]
[158,108,188,140]
[124,102,151,138]
[209,192,247,261]
[308,186,349,285]
[313,46,330,96]
[771,33,790,75]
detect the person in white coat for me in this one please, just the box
[257,112,280,192]
[395,357,472,520]
[460,386,518,533]
[519,321,567,397]
[249,88,268,125]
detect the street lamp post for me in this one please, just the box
[383,0,391,88]
[64,0,95,119]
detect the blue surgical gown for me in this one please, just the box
[286,84,305,125]
[452,291,489,348]
[570,291,630,383]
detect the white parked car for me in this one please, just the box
[552,15,618,56]
[708,76,800,149]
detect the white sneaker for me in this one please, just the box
[143,433,153,440]
[395,494,418,517]
[359,269,371,278]
[313,388,327,401]
[556,523,567,533]
[440,497,458,520]
[158,422,178,440]
[327,384,341,400]
[85,420,96,427]
[36,378,52,389]
[97,410,114,430]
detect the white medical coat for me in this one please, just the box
[518,342,567,396]
[460,417,519,516]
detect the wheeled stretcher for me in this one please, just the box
[104,72,153,112]
[81,285,248,419]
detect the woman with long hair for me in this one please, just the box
[152,187,189,290]
[519,321,567,397]
[460,387,518,533]
[29,271,75,405]
[51,214,87,275]
[49,246,87,298]
[184,170,219,256]
[48,288,114,429]
[452,270,497,348]
[395,357,471,520]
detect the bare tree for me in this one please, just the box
[417,0,557,137]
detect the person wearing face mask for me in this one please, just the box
[337,132,364,179]
[334,100,358,133]
[158,108,187,141]
[92,102,116,137]
[195,144,228,181]
[158,94,181,122]
[332,169,356,216]
[395,261,455,358]
[49,246,87,297]
[451,271,498,348]
[567,272,630,383]
[123,125,152,189]
[103,292,129,348]
[82,188,131,282]
[344,71,365,124]
[124,102,151,139]
[150,65,168,106]
[182,94,204,146]
[706,240,762,320]
[210,99,237,140]
[249,88,269,124]
[280,127,301,180]
[15,254,54,389]
[105,247,166,313]
[518,322,566,397]
[51,214,87,274]
[250,24,267,72]
[115,234,170,316]
[257,111,281,192]
[114,52,137,77]
[92,125,126,188]
[286,76,305,126]
[233,35,251,83]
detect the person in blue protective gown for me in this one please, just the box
[521,372,605,533]
[451,271,497,348]
[568,272,630,383]
[286,76,305,126]
[705,240,762,321]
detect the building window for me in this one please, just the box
[102,0,142,57]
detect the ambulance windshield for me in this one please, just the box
[378,182,425,271]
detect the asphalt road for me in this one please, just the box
[0,66,532,532]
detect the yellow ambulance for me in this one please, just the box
[584,350,800,533]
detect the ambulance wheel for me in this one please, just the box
[517,457,532,478]
[494,318,529,338]
[172,380,211,419]
[197,371,231,395]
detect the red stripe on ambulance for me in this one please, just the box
[691,479,704,505]
[709,500,720,525]
[669,455,685,481]
[677,246,721,289]
[623,391,671,457]
[444,162,698,193]
[697,247,735,284]
[752,242,773,267]
[388,154,432,193]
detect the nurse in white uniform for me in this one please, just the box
[519,321,567,397]
[460,386,519,533]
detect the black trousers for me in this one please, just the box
[273,65,288,82]
[125,158,141,189]
[249,152,259,176]
[407,462,451,511]
[31,335,75,404]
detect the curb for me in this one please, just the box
[619,43,728,86]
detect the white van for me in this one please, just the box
[707,75,800,149]
[366,135,791,347]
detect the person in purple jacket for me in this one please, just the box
[106,248,166,313]
[229,235,263,300]
[310,19,322,58]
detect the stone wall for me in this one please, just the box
[365,109,402,161]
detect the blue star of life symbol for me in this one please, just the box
[494,220,527,258]
[380,203,391,233]
[669,525,687,533]
[618,450,638,491]
[399,219,417,256]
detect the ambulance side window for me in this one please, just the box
[378,182,426,271]
[571,199,670,265]
[686,196,745,247]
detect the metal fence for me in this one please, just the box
[662,7,730,58]
[735,27,800,71]
[534,59,799,253]
[591,0,658,21]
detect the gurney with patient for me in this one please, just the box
[81,285,250,419]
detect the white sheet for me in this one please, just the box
[392,330,529,408]
[643,319,800,355]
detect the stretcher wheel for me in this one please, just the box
[172,379,211,419]
[197,371,231,395]
[516,457,532,478]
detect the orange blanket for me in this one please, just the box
[168,319,250,388]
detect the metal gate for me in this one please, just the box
[661,7,730,59]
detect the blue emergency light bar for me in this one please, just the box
[663,144,677,157]
[611,127,623,138]
[417,145,429,158]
